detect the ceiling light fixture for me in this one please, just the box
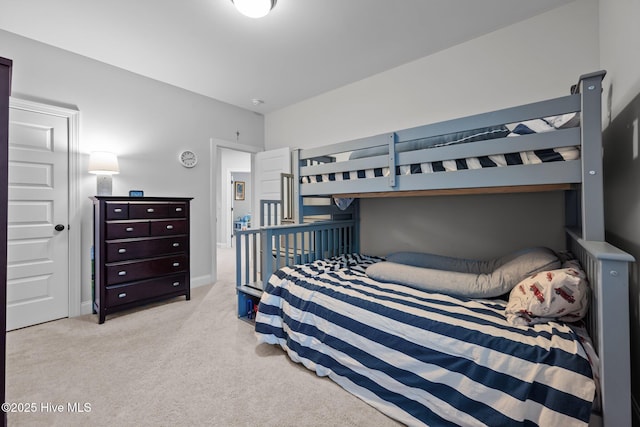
[232,0,277,19]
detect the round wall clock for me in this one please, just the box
[179,150,198,168]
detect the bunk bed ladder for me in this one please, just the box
[280,173,295,224]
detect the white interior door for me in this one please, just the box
[6,105,69,330]
[254,147,290,225]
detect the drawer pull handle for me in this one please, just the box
[175,208,183,212]
[147,208,154,213]
[114,208,123,213]
[118,271,127,276]
[172,243,180,247]
[118,249,126,254]
[166,225,174,230]
[173,282,180,287]
[125,227,134,232]
[173,262,180,267]
[118,293,127,298]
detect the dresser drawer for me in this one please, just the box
[106,221,150,239]
[106,255,188,285]
[105,203,129,220]
[129,203,170,219]
[105,236,188,262]
[168,202,187,218]
[150,219,187,236]
[105,274,188,307]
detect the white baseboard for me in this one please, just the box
[80,300,93,316]
[190,274,213,288]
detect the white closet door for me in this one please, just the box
[6,105,69,330]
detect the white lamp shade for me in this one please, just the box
[232,0,276,18]
[88,151,119,175]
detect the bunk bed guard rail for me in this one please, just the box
[235,219,358,290]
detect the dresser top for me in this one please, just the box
[90,196,194,202]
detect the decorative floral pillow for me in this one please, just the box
[505,260,589,326]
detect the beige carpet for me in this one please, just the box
[5,248,400,427]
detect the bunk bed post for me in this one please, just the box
[597,255,632,427]
[353,199,360,254]
[292,149,303,223]
[260,200,267,226]
[568,231,634,427]
[387,133,397,188]
[578,70,607,241]
[262,227,274,287]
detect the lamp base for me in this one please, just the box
[96,175,113,196]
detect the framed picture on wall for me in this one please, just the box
[234,181,245,200]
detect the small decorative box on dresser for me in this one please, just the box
[91,196,193,323]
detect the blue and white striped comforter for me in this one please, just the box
[255,254,595,427]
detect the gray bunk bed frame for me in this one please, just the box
[236,71,634,426]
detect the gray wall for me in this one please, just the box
[0,29,264,309]
[599,0,640,421]
[603,92,640,423]
[361,192,566,259]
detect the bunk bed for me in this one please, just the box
[235,71,634,426]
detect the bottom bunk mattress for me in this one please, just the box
[255,254,596,427]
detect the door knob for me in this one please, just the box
[55,224,65,231]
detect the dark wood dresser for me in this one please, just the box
[91,196,193,323]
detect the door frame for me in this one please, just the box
[9,97,81,318]
[210,138,261,284]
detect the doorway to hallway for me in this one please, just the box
[217,148,251,249]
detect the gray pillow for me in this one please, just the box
[349,125,511,160]
[368,247,560,298]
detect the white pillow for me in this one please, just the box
[505,260,589,326]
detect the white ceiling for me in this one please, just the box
[0,0,572,113]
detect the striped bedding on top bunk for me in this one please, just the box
[300,113,580,185]
[301,147,579,184]
[255,254,596,427]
